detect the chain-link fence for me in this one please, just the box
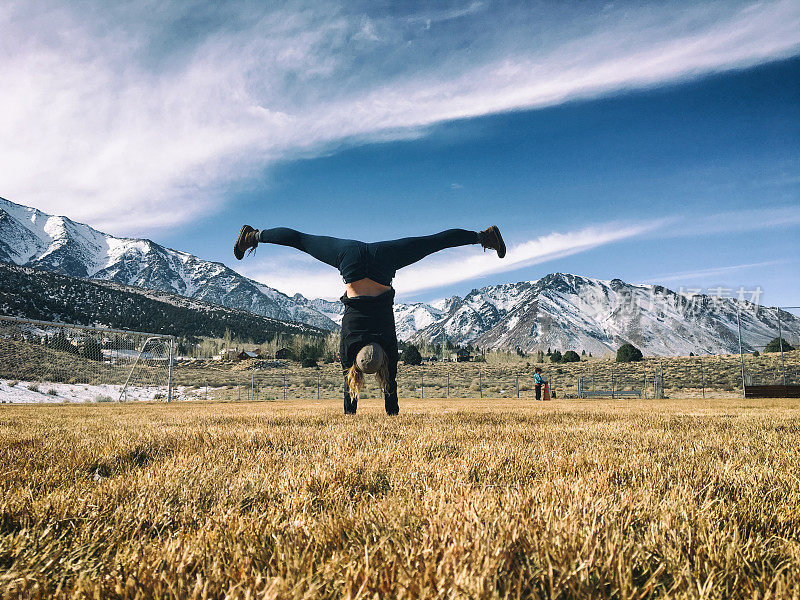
[3,306,799,403]
[0,316,173,402]
[730,305,800,397]
[169,346,800,403]
[164,361,678,401]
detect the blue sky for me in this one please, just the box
[1,1,799,304]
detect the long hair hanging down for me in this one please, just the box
[346,356,390,400]
[374,359,390,393]
[346,363,364,400]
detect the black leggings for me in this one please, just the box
[258,227,480,285]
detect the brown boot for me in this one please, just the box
[478,225,506,258]
[234,225,260,260]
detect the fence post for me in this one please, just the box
[421,371,424,399]
[700,359,705,399]
[167,337,174,402]
[611,371,615,399]
[516,374,519,398]
[317,374,320,400]
[447,372,450,398]
[479,369,483,398]
[283,373,286,401]
[251,370,254,401]
[205,382,208,402]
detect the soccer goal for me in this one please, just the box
[0,315,174,403]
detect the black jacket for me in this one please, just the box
[339,289,399,369]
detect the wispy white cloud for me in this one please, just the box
[407,1,486,27]
[665,206,800,237]
[242,220,660,299]
[1,1,799,233]
[639,259,788,284]
[240,253,344,302]
[394,221,662,295]
[241,204,800,299]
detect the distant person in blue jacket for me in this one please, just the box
[533,367,546,401]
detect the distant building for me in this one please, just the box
[237,349,261,360]
[274,347,291,359]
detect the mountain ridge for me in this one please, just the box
[2,196,797,356]
[0,262,326,341]
[407,273,800,355]
[0,196,337,330]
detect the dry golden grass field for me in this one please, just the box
[2,397,800,599]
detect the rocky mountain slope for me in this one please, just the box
[291,294,445,341]
[0,197,336,330]
[3,197,797,356]
[407,273,800,355]
[0,263,325,341]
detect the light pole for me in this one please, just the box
[777,308,786,386]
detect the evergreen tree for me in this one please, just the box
[299,343,323,362]
[616,343,643,363]
[562,350,580,363]
[81,338,103,361]
[550,350,562,363]
[50,332,78,354]
[402,344,422,365]
[764,337,795,353]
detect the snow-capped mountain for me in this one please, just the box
[405,274,800,356]
[292,293,445,341]
[0,197,336,330]
[292,294,345,325]
[0,263,325,340]
[393,303,447,341]
[3,197,796,356]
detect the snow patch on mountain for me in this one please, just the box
[0,197,336,330]
[404,274,800,356]
[4,197,797,356]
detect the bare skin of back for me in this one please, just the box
[345,278,392,298]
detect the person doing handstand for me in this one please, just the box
[234,224,506,414]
